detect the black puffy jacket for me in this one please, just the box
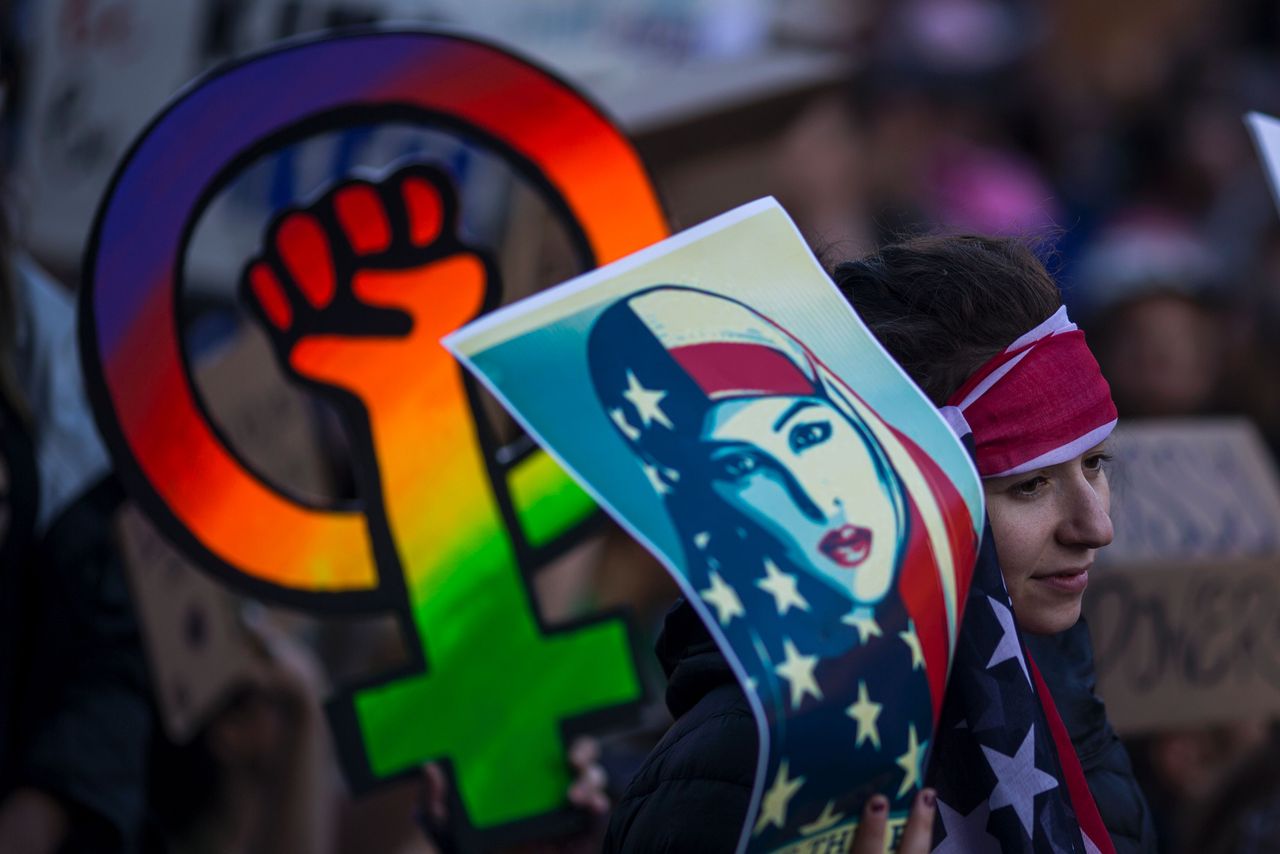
[604,602,1157,854]
[1025,619,1157,854]
[603,602,756,853]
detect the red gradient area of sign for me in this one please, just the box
[892,424,980,715]
[108,278,378,591]
[279,213,337,308]
[401,177,443,247]
[368,43,666,267]
[248,262,292,330]
[335,184,392,255]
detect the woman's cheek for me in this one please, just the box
[986,497,1039,594]
[722,474,821,546]
[852,555,895,603]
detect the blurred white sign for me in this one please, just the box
[13,0,204,268]
[11,0,833,282]
[12,0,396,273]
[1101,418,1280,565]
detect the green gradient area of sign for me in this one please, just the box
[352,448,637,828]
[509,450,598,548]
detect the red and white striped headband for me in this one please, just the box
[939,306,1118,478]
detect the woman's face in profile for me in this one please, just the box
[982,444,1114,635]
[701,395,900,607]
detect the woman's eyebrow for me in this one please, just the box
[773,400,818,432]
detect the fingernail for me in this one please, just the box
[870,796,888,813]
[921,789,936,808]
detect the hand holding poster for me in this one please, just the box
[447,198,984,851]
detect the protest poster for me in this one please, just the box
[447,197,984,851]
[79,29,667,848]
[1085,418,1280,732]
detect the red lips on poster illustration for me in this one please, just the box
[819,524,872,568]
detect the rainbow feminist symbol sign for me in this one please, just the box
[79,30,666,844]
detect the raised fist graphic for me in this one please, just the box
[236,164,636,832]
[241,164,493,402]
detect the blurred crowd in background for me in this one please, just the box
[777,0,1280,447]
[5,0,1280,852]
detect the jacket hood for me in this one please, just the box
[655,599,739,719]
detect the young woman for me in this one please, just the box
[604,235,1155,853]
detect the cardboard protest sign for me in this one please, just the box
[1084,418,1280,732]
[447,198,984,852]
[79,29,667,847]
[116,504,265,743]
[1087,556,1280,733]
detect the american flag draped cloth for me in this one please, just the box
[925,506,1115,853]
[927,304,1118,851]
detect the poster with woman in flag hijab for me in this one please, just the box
[447,198,984,852]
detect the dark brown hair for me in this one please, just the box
[832,234,1062,405]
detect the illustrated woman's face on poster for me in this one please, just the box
[701,394,902,607]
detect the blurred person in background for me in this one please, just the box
[0,10,153,850]
[1076,218,1278,852]
[1127,720,1272,852]
[0,251,151,854]
[1238,223,1280,453]
[145,615,341,854]
[1181,724,1280,854]
[1074,213,1226,419]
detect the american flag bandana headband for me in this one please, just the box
[939,306,1118,478]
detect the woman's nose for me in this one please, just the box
[781,470,833,524]
[1057,479,1114,550]
[811,483,847,520]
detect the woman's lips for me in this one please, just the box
[1033,568,1089,594]
[819,525,872,568]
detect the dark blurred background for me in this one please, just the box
[6,1,1280,852]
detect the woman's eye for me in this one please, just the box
[789,420,832,453]
[1012,475,1049,497]
[716,451,761,481]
